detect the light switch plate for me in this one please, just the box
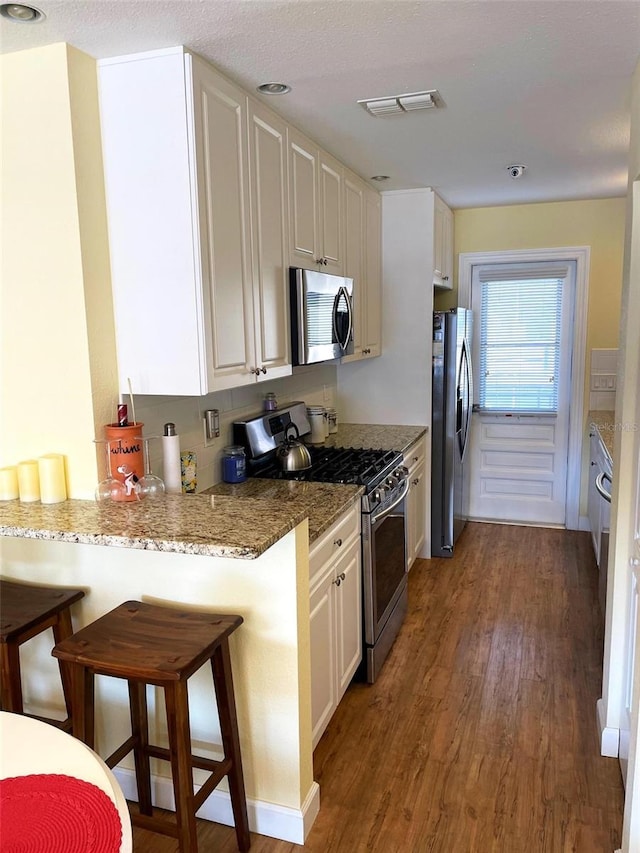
[590,373,616,391]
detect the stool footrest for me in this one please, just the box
[131,811,180,839]
[105,735,137,769]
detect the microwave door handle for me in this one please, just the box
[333,286,353,352]
[343,287,353,351]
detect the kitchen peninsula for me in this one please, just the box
[0,484,361,844]
[0,422,425,843]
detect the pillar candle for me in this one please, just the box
[38,454,67,504]
[17,460,40,502]
[0,467,19,500]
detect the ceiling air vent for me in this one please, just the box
[358,90,442,117]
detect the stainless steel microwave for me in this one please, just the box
[289,267,354,365]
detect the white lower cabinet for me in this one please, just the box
[309,504,362,749]
[404,438,427,570]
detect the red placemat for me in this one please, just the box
[0,773,123,852]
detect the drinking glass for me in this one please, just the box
[137,437,165,499]
[94,440,127,502]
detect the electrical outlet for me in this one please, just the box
[202,409,220,447]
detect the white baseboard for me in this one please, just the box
[114,767,320,844]
[597,697,620,758]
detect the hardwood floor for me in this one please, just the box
[132,523,624,852]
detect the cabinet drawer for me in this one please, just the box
[309,503,360,589]
[404,436,426,473]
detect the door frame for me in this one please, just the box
[458,246,591,530]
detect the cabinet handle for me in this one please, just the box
[333,576,342,587]
[591,461,596,466]
[334,538,342,547]
[413,456,419,462]
[442,275,449,281]
[340,572,346,581]
[412,478,419,486]
[261,367,267,374]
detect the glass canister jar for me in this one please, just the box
[326,407,338,434]
[263,392,278,412]
[222,446,247,484]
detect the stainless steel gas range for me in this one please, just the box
[233,402,409,683]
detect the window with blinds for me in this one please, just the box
[479,275,564,413]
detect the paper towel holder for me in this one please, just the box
[204,409,220,440]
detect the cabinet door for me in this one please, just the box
[334,539,362,699]
[309,568,337,749]
[343,173,365,358]
[363,188,382,357]
[319,150,344,274]
[433,194,453,290]
[248,101,291,380]
[288,127,319,270]
[191,57,256,390]
[407,458,427,569]
[405,439,427,570]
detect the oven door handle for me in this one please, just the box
[370,478,410,525]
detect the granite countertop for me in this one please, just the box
[0,481,362,560]
[0,422,422,560]
[322,423,427,454]
[589,410,616,461]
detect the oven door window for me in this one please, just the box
[370,510,406,639]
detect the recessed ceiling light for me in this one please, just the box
[257,82,291,96]
[0,3,45,22]
[371,175,390,182]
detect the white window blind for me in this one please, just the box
[479,276,564,413]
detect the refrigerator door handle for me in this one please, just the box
[460,337,473,463]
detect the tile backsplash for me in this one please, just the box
[125,364,338,492]
[589,348,618,412]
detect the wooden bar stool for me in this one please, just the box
[52,600,251,853]
[0,579,85,732]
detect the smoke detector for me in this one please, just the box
[507,164,527,179]
[358,90,443,117]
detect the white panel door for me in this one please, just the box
[469,262,576,526]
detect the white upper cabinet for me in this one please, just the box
[288,126,344,274]
[342,171,381,362]
[99,47,290,395]
[247,99,291,380]
[433,193,454,290]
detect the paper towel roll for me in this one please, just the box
[162,424,182,494]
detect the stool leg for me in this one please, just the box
[71,664,95,748]
[0,641,23,713]
[165,681,198,853]
[128,680,153,816]
[52,610,76,722]
[212,641,251,852]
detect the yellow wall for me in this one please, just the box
[435,197,626,519]
[0,44,118,498]
[443,198,626,351]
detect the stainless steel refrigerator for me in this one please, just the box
[431,308,473,557]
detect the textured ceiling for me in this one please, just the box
[2,0,639,208]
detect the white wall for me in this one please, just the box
[338,189,434,426]
[338,188,435,557]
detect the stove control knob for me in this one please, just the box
[386,477,395,489]
[372,489,382,505]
